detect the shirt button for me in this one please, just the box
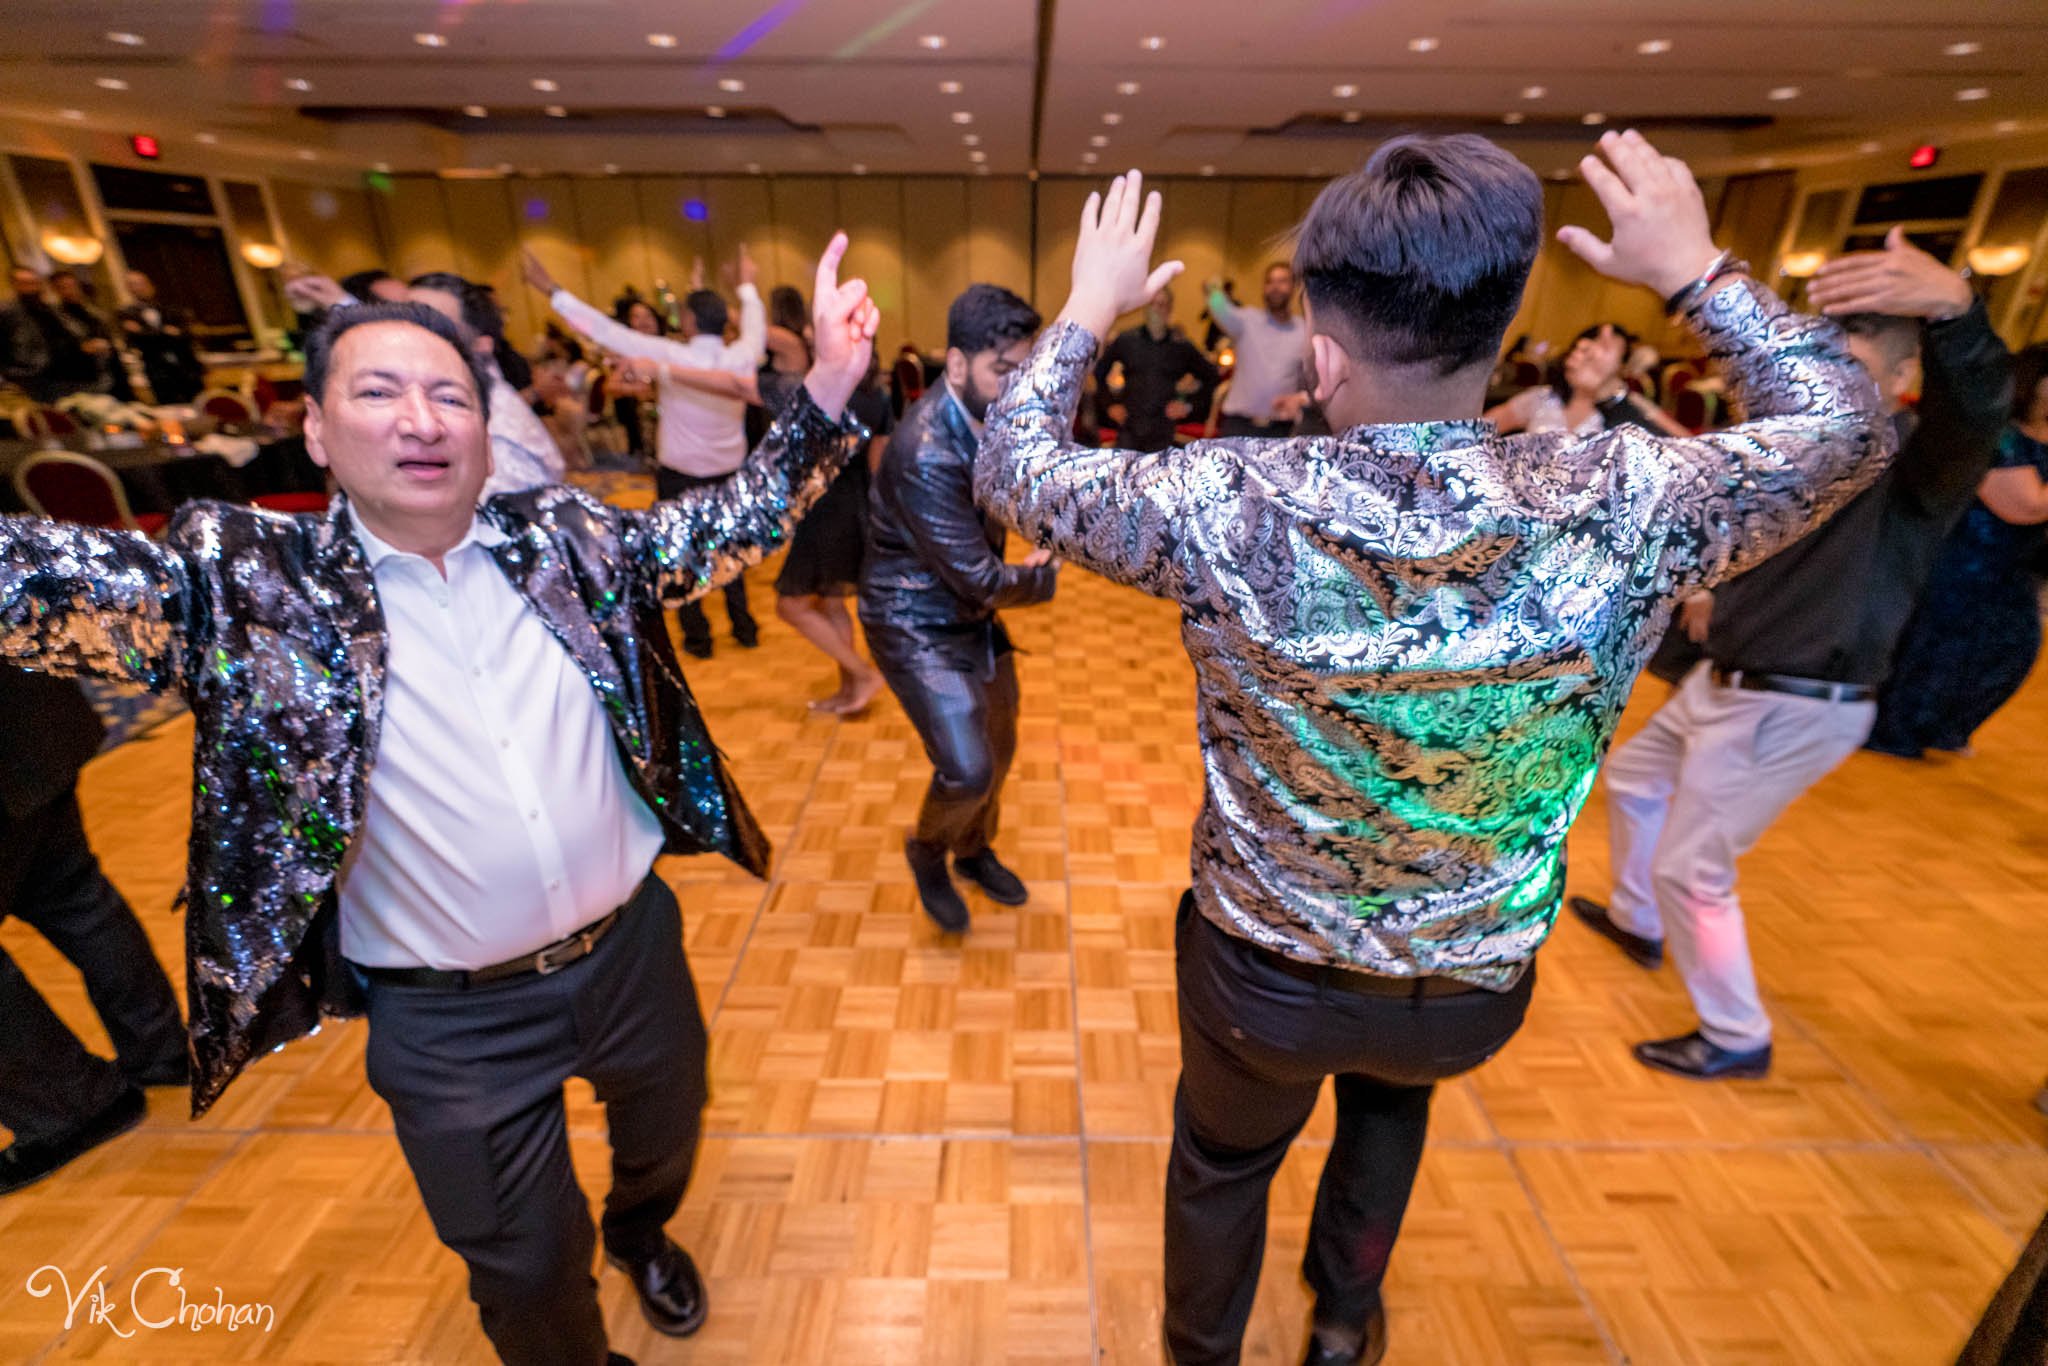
[527,809,539,821]
[499,738,511,750]
[548,881,561,892]
[472,667,484,679]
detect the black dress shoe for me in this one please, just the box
[604,1238,706,1338]
[682,639,713,660]
[2034,1080,2048,1117]
[0,1085,146,1195]
[1633,1030,1771,1081]
[124,1054,189,1089]
[606,1355,636,1366]
[1568,895,1664,969]
[906,837,971,932]
[732,627,760,649]
[1302,1304,1388,1366]
[954,849,1028,906]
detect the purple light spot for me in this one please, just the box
[682,198,709,222]
[523,197,549,221]
[714,0,808,64]
[260,0,294,35]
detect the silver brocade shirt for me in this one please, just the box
[977,278,1888,988]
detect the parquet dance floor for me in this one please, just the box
[4,477,2045,1363]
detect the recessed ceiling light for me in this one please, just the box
[1858,140,1881,153]
[705,104,726,117]
[1090,134,1109,147]
[962,133,981,146]
[1341,110,1362,123]
[1117,81,1140,96]
[414,32,446,48]
[719,78,745,93]
[1102,111,1122,125]
[1944,41,1982,56]
[1636,39,1672,55]
[1956,87,1990,101]
[1082,152,1099,164]
[374,160,393,172]
[196,130,217,142]
[1332,83,1358,98]
[1521,85,1547,100]
[105,30,144,46]
[852,162,868,174]
[1757,157,1777,169]
[297,149,317,160]
[1407,37,1439,53]
[952,110,974,124]
[545,105,567,117]
[463,104,488,117]
[976,164,990,175]
[918,34,947,50]
[1502,112,1525,125]
[1140,35,1165,51]
[1200,165,1216,176]
[603,162,620,174]
[496,161,515,173]
[1582,112,1607,125]
[60,108,84,120]
[1995,119,2019,133]
[939,80,962,94]
[95,77,130,91]
[1548,169,1572,182]
[970,151,987,163]
[746,161,762,174]
[285,77,312,92]
[531,78,558,92]
[646,33,677,48]
[1768,86,1801,100]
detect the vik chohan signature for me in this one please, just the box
[24,1263,276,1337]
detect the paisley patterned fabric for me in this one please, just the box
[0,389,858,1114]
[977,277,1888,987]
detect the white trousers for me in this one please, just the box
[1601,663,1874,1052]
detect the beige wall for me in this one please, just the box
[276,168,1809,366]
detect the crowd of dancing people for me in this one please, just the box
[3,127,2047,1366]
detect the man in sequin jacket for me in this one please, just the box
[977,134,1889,1366]
[0,237,880,1366]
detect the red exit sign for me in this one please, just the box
[129,133,160,159]
[1909,144,1941,170]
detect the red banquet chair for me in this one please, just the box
[19,406,81,442]
[251,491,331,514]
[12,450,168,536]
[196,388,256,425]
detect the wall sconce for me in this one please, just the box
[1779,251,1826,279]
[240,241,285,270]
[1965,243,2032,277]
[41,232,104,266]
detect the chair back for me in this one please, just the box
[14,450,146,531]
[197,388,255,425]
[892,355,924,410]
[20,407,80,441]
[1674,389,1710,433]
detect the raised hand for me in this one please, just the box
[1558,130,1722,299]
[1058,169,1184,342]
[1808,226,1972,320]
[520,250,559,296]
[690,257,707,292]
[283,271,349,311]
[736,243,759,289]
[803,232,879,418]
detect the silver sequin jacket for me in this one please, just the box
[0,391,855,1114]
[976,277,1888,987]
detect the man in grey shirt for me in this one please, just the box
[1205,262,1312,437]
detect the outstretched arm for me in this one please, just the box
[524,251,701,371]
[1,515,193,689]
[977,171,1215,599]
[1558,130,1890,587]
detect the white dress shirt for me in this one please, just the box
[1209,295,1311,421]
[337,514,666,969]
[552,285,766,477]
[480,357,566,500]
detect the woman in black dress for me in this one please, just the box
[771,291,890,715]
[1868,344,2048,756]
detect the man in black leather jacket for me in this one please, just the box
[860,285,1059,932]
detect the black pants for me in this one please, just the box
[1216,414,1296,440]
[1164,895,1534,1366]
[0,792,185,1143]
[877,649,1020,855]
[359,876,706,1366]
[656,468,757,652]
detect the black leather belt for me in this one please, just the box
[1235,935,1483,999]
[1710,666,1874,704]
[354,906,624,990]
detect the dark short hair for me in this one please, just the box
[769,284,807,334]
[408,271,502,338]
[2013,343,2048,423]
[1839,312,1922,371]
[622,298,668,335]
[1294,133,1543,375]
[340,269,394,300]
[303,301,494,420]
[947,283,1040,357]
[684,289,728,336]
